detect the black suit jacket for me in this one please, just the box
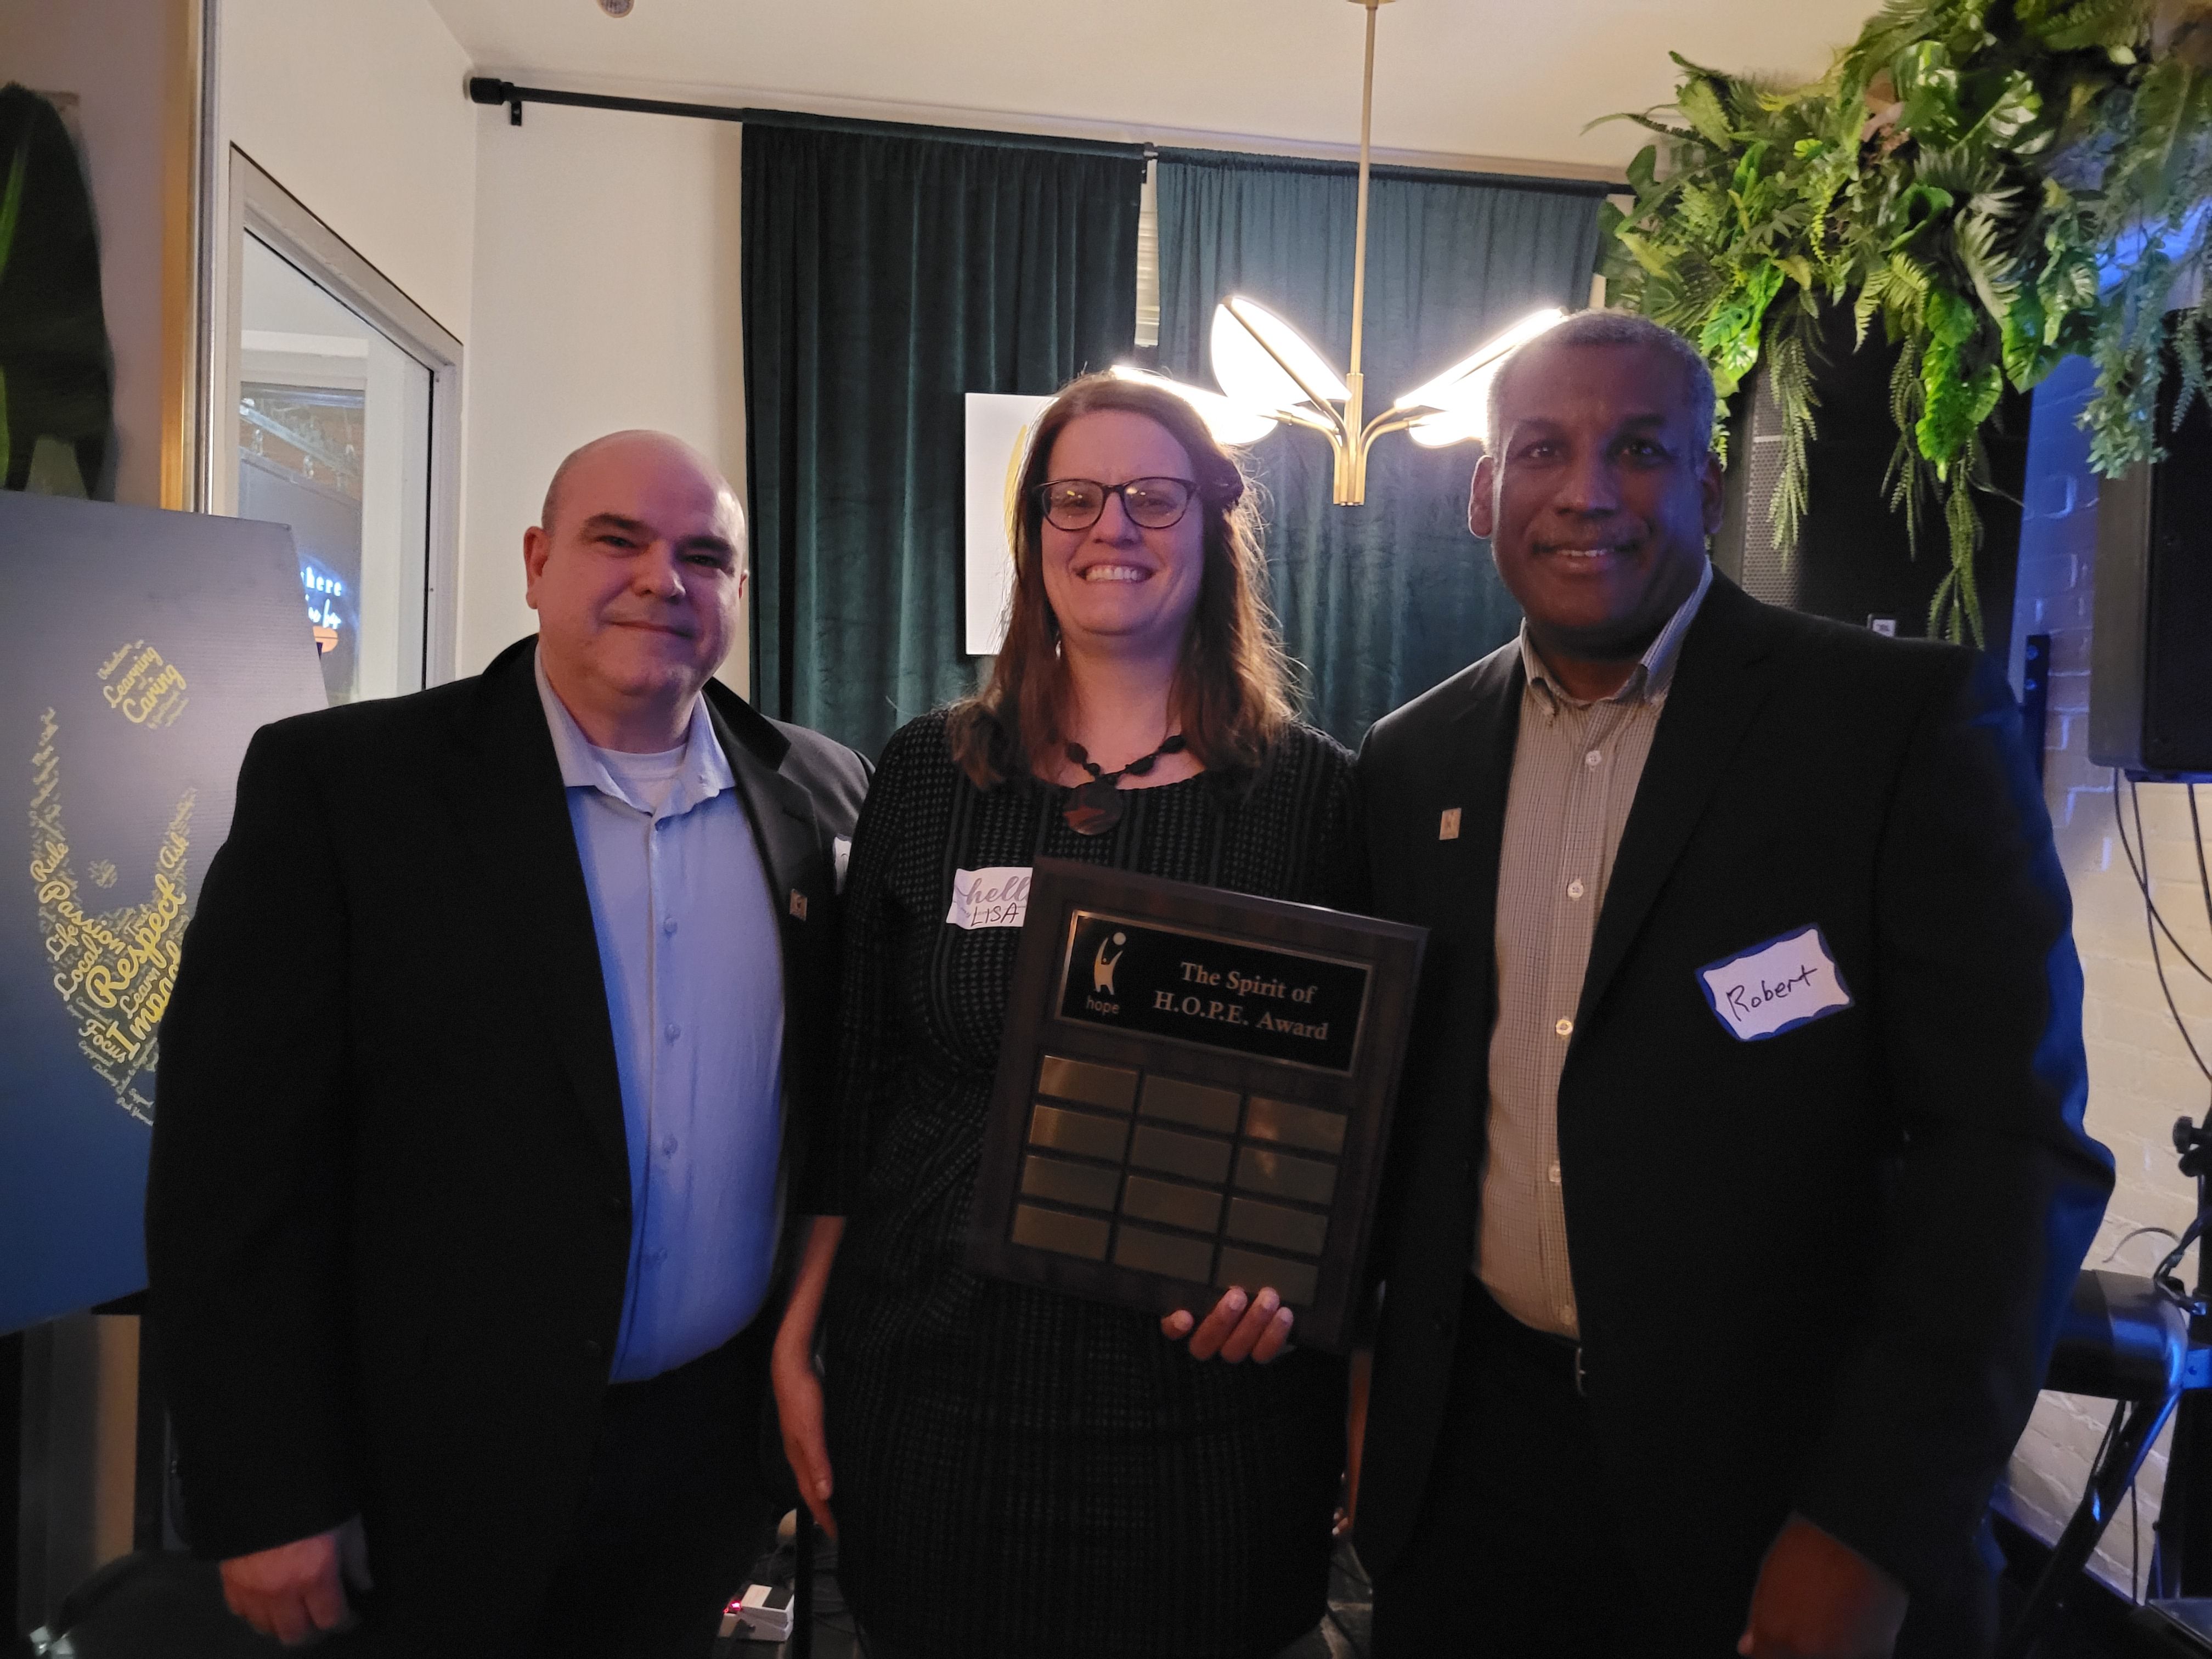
[1355,577,2111,1643]
[145,637,868,1651]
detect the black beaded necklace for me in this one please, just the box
[1060,734,1187,836]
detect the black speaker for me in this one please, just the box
[1714,306,2027,665]
[2088,351,2212,776]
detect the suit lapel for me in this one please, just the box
[1576,578,1781,1026]
[706,696,821,951]
[701,684,830,1043]
[1446,646,1526,967]
[445,641,629,1181]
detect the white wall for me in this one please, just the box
[459,101,748,689]
[219,0,477,342]
[1996,354,2203,1594]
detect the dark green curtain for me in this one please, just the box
[1156,149,1605,743]
[742,117,1143,759]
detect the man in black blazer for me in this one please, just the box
[1354,314,2111,1657]
[146,431,868,1656]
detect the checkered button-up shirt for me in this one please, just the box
[1477,560,1712,1339]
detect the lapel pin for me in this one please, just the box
[789,889,808,921]
[1439,808,1462,841]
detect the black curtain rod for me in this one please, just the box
[465,77,1147,158]
[465,78,1630,193]
[1150,144,1626,198]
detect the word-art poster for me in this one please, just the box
[2,492,325,1334]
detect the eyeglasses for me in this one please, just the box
[1035,477,1198,532]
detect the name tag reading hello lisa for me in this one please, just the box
[946,867,1032,930]
[1697,925,1854,1042]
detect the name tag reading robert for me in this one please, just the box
[947,866,1032,930]
[1697,925,1853,1042]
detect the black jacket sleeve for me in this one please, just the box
[793,719,915,1217]
[1791,649,2113,1593]
[145,720,359,1559]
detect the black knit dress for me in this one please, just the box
[811,709,1357,1659]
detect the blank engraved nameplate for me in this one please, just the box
[967,860,1426,1353]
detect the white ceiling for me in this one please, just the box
[428,0,1877,177]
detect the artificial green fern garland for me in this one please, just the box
[1598,0,2212,644]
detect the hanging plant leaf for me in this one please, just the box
[1955,207,2023,326]
[1699,260,1787,395]
[1598,0,2212,630]
[1916,288,2006,472]
[2026,0,2160,52]
[2110,56,2209,201]
[1894,42,1970,145]
[1885,181,1960,248]
[2001,289,2065,383]
[1673,57,1743,148]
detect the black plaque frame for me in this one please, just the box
[966,859,1426,1353]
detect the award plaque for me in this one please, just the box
[966,859,1426,1353]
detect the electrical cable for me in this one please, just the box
[2192,784,2212,940]
[2113,772,2212,988]
[2105,1225,2185,1265]
[2116,774,2212,1086]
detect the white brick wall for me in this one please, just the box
[1996,353,2209,1595]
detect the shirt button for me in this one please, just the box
[1566,879,1585,900]
[1585,749,1602,768]
[1559,1305,1575,1324]
[662,1134,678,1156]
[663,916,678,935]
[665,1022,681,1041]
[1549,1161,1561,1185]
[1555,1017,1573,1038]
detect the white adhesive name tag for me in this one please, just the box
[946,866,1032,930]
[1697,925,1853,1042]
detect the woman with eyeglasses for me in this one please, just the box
[770,373,1358,1659]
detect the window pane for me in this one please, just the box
[236,233,431,704]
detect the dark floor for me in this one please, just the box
[728,1532,1375,1658]
[719,1526,2212,1659]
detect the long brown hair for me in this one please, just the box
[947,373,1294,789]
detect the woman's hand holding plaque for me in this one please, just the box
[1160,1284,1296,1364]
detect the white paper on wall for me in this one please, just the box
[963,393,1053,656]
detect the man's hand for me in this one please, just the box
[220,1516,370,1646]
[1739,1514,1908,1659]
[771,1340,838,1540]
[1160,1284,1296,1364]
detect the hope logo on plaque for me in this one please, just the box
[966,860,1426,1352]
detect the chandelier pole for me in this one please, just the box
[1170,2,1561,501]
[1339,0,1381,504]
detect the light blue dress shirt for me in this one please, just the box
[535,658,786,1383]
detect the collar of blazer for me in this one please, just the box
[1444,575,1784,1036]
[445,637,824,1183]
[695,674,824,895]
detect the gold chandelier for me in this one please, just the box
[1124,0,1566,505]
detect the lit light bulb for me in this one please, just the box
[1392,308,1568,413]
[1407,407,1488,448]
[1109,366,1279,446]
[1210,297,1350,417]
